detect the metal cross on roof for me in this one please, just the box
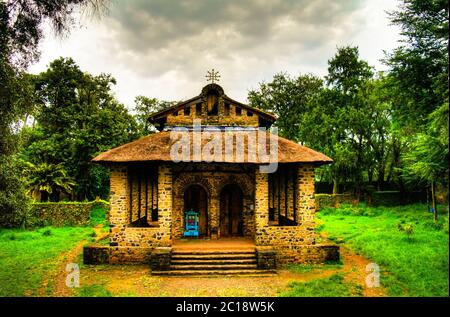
[206,69,220,84]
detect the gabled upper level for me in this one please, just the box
[148,83,276,131]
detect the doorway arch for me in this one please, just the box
[220,184,244,237]
[183,185,208,236]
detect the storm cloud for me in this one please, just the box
[30,0,401,107]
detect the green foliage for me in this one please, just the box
[134,95,176,135]
[318,204,449,296]
[20,57,140,201]
[397,222,414,240]
[21,161,75,201]
[248,72,323,142]
[90,203,109,227]
[0,0,107,226]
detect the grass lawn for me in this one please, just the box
[281,273,363,297]
[0,205,108,296]
[316,203,449,297]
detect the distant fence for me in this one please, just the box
[25,200,109,228]
[370,191,427,206]
[315,194,354,210]
[315,190,429,210]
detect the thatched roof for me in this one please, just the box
[92,130,332,165]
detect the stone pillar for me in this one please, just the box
[157,165,173,244]
[109,165,128,246]
[254,171,269,245]
[297,164,316,244]
[210,194,219,240]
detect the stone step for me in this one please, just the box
[170,264,258,270]
[152,269,277,277]
[171,259,257,265]
[171,254,256,260]
[171,250,255,255]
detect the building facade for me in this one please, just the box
[92,83,338,266]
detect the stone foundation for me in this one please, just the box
[150,247,172,271]
[255,246,277,270]
[83,245,110,264]
[274,244,340,265]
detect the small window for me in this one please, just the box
[196,103,202,115]
[236,107,242,116]
[184,106,191,116]
[172,111,178,116]
[247,111,253,117]
[224,103,230,116]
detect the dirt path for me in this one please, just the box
[340,246,387,297]
[40,226,108,297]
[319,232,387,296]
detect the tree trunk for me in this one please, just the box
[431,180,438,222]
[333,178,339,194]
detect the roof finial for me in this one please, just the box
[206,69,220,84]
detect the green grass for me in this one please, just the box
[75,284,112,297]
[0,226,96,296]
[317,203,449,297]
[281,273,363,297]
[288,262,343,274]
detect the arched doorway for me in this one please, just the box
[220,184,243,237]
[184,185,208,236]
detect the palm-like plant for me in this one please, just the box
[22,162,76,201]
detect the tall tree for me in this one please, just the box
[134,96,175,135]
[324,46,373,196]
[0,0,108,226]
[385,0,449,216]
[21,57,139,201]
[247,73,323,142]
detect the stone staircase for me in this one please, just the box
[152,248,276,277]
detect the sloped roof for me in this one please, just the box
[92,130,333,165]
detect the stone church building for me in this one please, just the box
[90,82,339,273]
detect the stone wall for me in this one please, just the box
[109,164,172,249]
[26,202,96,227]
[253,164,337,264]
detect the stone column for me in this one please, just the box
[297,164,316,244]
[157,165,173,245]
[254,170,269,245]
[209,194,219,240]
[109,165,128,246]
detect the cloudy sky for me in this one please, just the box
[28,0,402,110]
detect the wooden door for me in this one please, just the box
[184,185,208,236]
[220,184,243,236]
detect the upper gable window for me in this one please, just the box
[184,106,191,116]
[172,110,178,116]
[207,91,219,116]
[196,103,202,115]
[236,106,242,116]
[224,103,230,116]
[247,111,253,117]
